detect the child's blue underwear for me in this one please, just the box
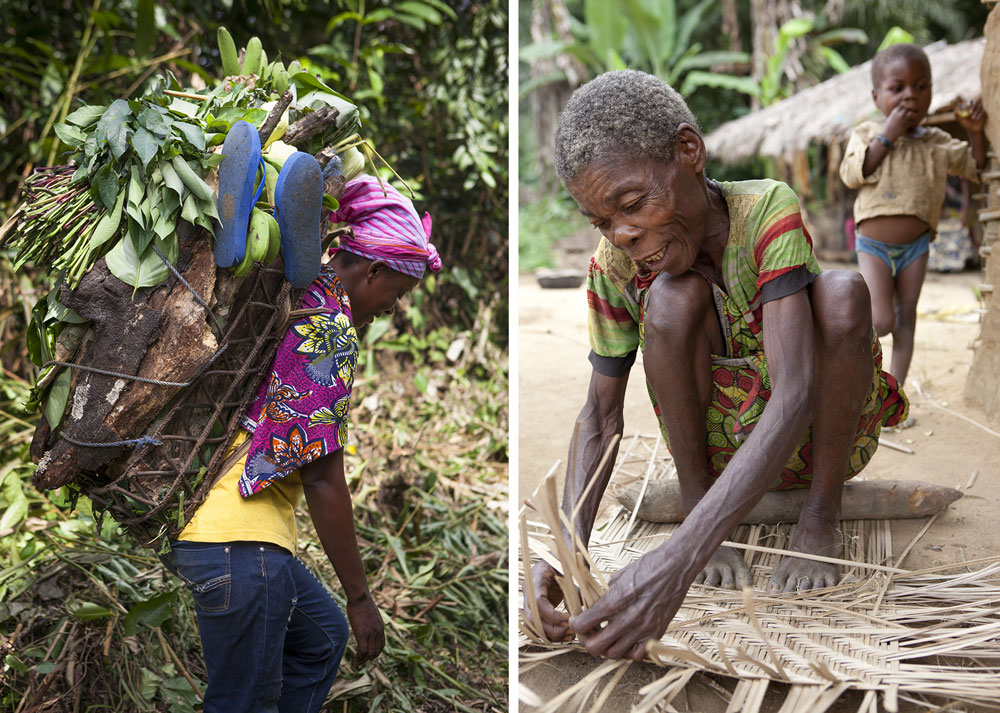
[855,231,930,277]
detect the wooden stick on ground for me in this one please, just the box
[617,479,962,524]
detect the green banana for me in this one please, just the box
[217,27,239,77]
[233,208,271,277]
[273,67,289,93]
[262,158,281,206]
[258,48,268,77]
[263,210,281,263]
[341,146,365,182]
[241,37,262,76]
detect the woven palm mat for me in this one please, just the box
[519,433,1000,712]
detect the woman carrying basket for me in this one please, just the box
[171,172,441,712]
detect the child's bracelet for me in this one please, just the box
[875,133,893,148]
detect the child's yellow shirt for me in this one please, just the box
[178,430,302,552]
[840,120,979,233]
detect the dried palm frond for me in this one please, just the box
[519,434,1000,712]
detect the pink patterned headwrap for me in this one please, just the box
[329,175,442,279]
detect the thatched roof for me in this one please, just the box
[704,38,985,163]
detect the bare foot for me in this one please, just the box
[693,545,751,589]
[767,515,842,593]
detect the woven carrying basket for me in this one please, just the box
[75,258,303,549]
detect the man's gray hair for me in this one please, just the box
[554,70,699,185]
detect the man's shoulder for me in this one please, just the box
[718,179,802,247]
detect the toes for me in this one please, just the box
[783,575,799,593]
[705,569,722,587]
[694,571,705,585]
[795,576,812,592]
[735,569,752,588]
[719,568,735,590]
[767,573,785,594]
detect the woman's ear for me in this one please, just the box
[366,259,388,282]
[674,123,706,174]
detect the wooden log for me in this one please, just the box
[616,479,963,524]
[29,104,348,493]
[32,222,224,489]
[284,106,341,147]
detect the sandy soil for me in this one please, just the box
[517,257,1000,712]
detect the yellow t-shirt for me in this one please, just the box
[839,120,979,232]
[179,430,303,552]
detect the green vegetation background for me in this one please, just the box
[519,0,989,272]
[0,1,508,712]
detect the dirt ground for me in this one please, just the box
[517,256,1000,712]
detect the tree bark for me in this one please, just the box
[528,0,586,196]
[32,221,224,489]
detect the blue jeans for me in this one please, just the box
[171,541,349,713]
[855,230,930,277]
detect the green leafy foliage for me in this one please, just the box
[1,3,507,712]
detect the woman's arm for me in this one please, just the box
[301,449,385,665]
[525,367,629,641]
[570,289,815,660]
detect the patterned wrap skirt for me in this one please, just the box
[649,284,909,490]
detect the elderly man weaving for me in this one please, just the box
[526,70,908,661]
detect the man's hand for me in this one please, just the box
[346,593,385,666]
[570,549,691,662]
[523,562,574,642]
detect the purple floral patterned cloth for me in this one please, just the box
[238,265,358,498]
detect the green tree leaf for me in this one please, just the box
[64,104,106,127]
[397,1,443,25]
[132,126,160,169]
[105,230,170,288]
[54,123,87,147]
[123,589,178,635]
[42,368,72,430]
[90,187,126,249]
[174,121,206,151]
[137,105,171,137]
[93,163,119,212]
[584,0,628,72]
[70,601,113,621]
[95,99,132,160]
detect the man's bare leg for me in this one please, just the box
[642,272,750,589]
[768,271,874,593]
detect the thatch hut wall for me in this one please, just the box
[704,39,985,256]
[704,39,985,163]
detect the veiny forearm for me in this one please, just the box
[560,372,628,547]
[645,291,815,581]
[302,454,370,603]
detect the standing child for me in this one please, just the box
[172,171,441,712]
[840,43,986,419]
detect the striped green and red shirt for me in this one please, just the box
[587,179,821,371]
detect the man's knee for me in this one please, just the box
[811,271,872,346]
[643,272,716,347]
